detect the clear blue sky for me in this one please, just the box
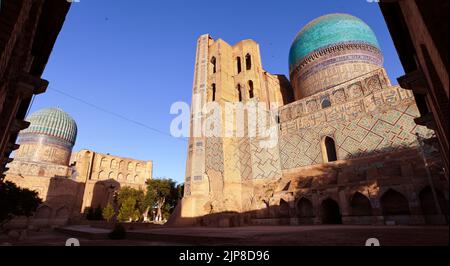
[32,0,404,184]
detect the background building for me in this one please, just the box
[170,14,448,227]
[71,149,152,214]
[5,107,152,227]
[0,0,71,180]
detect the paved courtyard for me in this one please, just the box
[1,225,448,246]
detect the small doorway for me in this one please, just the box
[321,198,342,224]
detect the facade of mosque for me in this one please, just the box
[4,108,152,227]
[169,14,448,227]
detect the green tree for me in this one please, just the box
[102,203,115,222]
[116,187,146,222]
[176,183,184,200]
[117,197,137,222]
[145,178,181,221]
[0,181,42,230]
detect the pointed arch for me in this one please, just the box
[380,189,410,215]
[111,159,118,169]
[245,53,252,70]
[321,98,331,109]
[279,199,290,218]
[321,136,337,162]
[211,56,217,73]
[248,80,254,99]
[236,57,242,74]
[296,197,314,218]
[237,84,243,102]
[350,192,372,216]
[211,83,216,102]
[100,157,107,168]
[321,198,342,224]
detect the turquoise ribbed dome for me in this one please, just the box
[289,13,380,72]
[21,108,77,145]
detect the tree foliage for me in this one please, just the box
[107,180,183,223]
[0,181,42,229]
[102,203,115,222]
[145,178,183,221]
[116,187,146,222]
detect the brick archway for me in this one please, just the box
[321,198,342,224]
[296,197,314,218]
[380,189,410,215]
[350,192,372,216]
[279,199,290,218]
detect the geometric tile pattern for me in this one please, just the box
[249,137,282,180]
[202,69,434,181]
[278,70,434,170]
[236,138,252,180]
[234,137,282,180]
[206,137,224,173]
[279,97,430,169]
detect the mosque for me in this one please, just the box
[3,13,448,229]
[5,108,152,227]
[170,14,448,226]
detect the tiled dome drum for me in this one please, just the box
[289,14,383,100]
[16,108,77,166]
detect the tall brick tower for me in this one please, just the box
[171,34,293,226]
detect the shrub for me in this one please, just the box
[102,203,115,222]
[0,181,42,231]
[108,223,126,240]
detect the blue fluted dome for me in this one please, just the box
[21,108,77,145]
[289,13,380,73]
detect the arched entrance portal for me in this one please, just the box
[321,198,342,224]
